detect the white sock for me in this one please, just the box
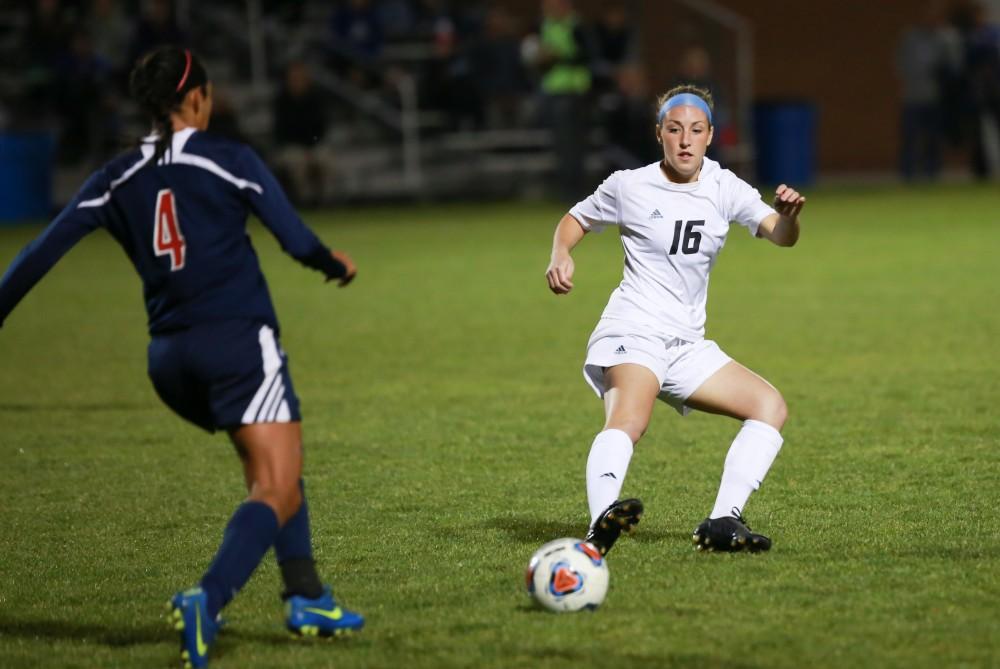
[586,429,634,524]
[709,419,783,519]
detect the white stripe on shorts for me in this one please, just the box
[258,378,284,423]
[264,382,286,422]
[241,326,282,424]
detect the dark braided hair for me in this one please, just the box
[128,47,208,164]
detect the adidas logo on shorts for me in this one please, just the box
[614,345,627,354]
[650,209,663,219]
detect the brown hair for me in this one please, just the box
[655,84,714,126]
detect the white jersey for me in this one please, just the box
[569,158,775,341]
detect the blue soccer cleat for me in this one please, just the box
[167,587,219,668]
[286,585,364,638]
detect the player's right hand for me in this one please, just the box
[545,254,575,295]
[332,250,357,287]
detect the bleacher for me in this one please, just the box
[1,1,753,207]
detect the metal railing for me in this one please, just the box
[179,0,423,194]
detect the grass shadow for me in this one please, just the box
[0,616,310,649]
[0,402,149,413]
[0,617,166,647]
[483,515,675,546]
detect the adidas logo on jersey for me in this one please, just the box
[650,209,663,219]
[614,345,627,354]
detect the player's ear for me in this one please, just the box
[184,86,201,112]
[706,124,714,146]
[190,83,210,104]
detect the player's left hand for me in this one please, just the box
[332,250,357,287]
[773,184,806,219]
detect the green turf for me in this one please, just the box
[1,184,998,668]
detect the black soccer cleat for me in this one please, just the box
[692,510,771,553]
[585,498,644,556]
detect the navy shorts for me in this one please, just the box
[147,320,302,433]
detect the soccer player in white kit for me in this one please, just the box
[545,85,806,554]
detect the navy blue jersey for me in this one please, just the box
[0,128,345,334]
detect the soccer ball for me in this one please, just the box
[525,538,609,612]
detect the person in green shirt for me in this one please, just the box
[527,0,594,201]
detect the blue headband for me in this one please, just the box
[657,93,713,125]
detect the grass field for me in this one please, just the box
[1,184,998,668]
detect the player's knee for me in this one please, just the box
[283,482,303,517]
[255,479,302,524]
[753,390,787,430]
[277,480,302,523]
[605,415,648,445]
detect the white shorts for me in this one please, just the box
[582,320,732,415]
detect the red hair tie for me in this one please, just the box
[175,49,192,93]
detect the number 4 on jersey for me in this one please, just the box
[153,189,186,271]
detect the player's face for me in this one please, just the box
[656,105,713,183]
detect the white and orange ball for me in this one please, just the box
[525,538,609,612]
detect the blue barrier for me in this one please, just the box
[0,132,55,223]
[753,102,817,186]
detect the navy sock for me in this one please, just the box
[200,501,280,620]
[275,479,323,599]
[275,480,312,562]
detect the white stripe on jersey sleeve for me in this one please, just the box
[77,145,156,209]
[241,325,283,424]
[77,130,262,211]
[164,127,263,192]
[170,152,263,194]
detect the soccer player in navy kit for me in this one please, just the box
[0,48,362,667]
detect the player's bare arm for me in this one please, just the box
[757,184,805,247]
[546,213,587,295]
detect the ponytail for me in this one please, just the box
[128,47,208,163]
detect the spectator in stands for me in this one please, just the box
[591,2,639,96]
[129,0,187,66]
[375,0,419,40]
[53,27,114,165]
[18,0,70,119]
[87,0,133,88]
[964,1,1000,178]
[328,0,384,92]
[667,46,732,160]
[23,0,69,68]
[422,1,517,132]
[272,61,332,206]
[209,89,250,146]
[330,0,384,62]
[601,62,659,169]
[524,0,594,202]
[895,1,962,180]
[419,0,471,129]
[467,6,530,129]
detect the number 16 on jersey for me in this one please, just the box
[668,219,704,255]
[154,189,187,271]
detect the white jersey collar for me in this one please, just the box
[141,127,198,157]
[651,157,719,191]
